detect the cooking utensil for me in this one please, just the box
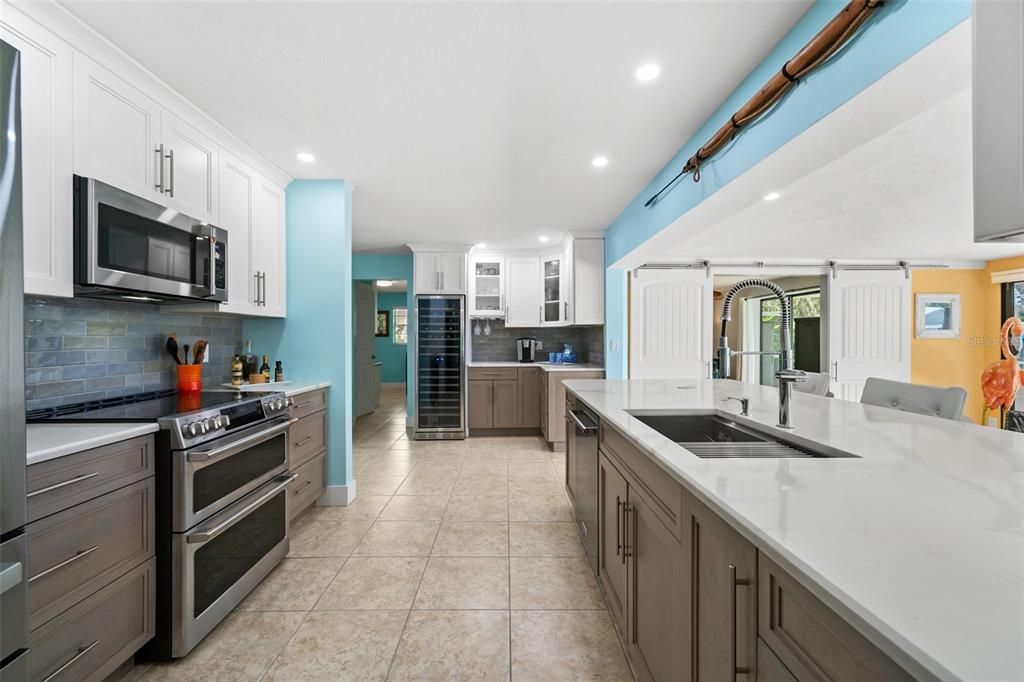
[192,340,208,365]
[166,335,181,365]
[183,343,190,365]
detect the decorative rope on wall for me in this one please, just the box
[644,0,885,208]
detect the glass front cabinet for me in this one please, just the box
[469,256,505,317]
[541,252,569,326]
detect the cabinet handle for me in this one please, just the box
[29,545,100,583]
[154,144,165,191]
[295,401,314,410]
[165,147,175,197]
[294,480,313,495]
[441,271,446,291]
[615,495,622,557]
[295,435,313,447]
[27,472,99,498]
[832,360,839,381]
[254,272,260,306]
[260,272,266,306]
[41,640,100,682]
[621,503,632,564]
[729,564,752,679]
[564,301,568,319]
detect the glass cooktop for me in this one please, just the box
[26,389,267,423]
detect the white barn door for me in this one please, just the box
[630,269,713,380]
[826,271,911,402]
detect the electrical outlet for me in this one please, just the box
[535,341,543,350]
[609,339,619,351]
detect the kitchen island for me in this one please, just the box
[563,378,1023,682]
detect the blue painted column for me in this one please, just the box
[244,180,354,503]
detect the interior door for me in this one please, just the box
[826,271,910,401]
[354,282,377,417]
[629,268,713,379]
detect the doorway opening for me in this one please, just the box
[353,279,409,419]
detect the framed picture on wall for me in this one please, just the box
[375,310,390,337]
[915,293,960,339]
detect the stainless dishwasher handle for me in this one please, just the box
[567,409,597,434]
[186,473,297,544]
[27,472,100,498]
[29,546,100,583]
[41,640,100,682]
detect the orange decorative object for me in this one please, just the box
[981,317,1024,423]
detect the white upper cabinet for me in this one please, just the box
[251,180,287,317]
[160,111,219,223]
[504,256,541,327]
[2,12,74,298]
[414,252,466,294]
[469,256,505,317]
[73,54,161,199]
[218,152,257,315]
[540,252,568,326]
[570,238,605,325]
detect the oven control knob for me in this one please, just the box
[198,419,210,434]
[274,399,286,411]
[212,416,224,430]
[185,423,199,438]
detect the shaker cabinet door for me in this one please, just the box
[217,152,257,315]
[160,111,218,223]
[1,11,74,297]
[73,55,162,200]
[251,179,287,317]
[598,454,629,628]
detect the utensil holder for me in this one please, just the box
[177,364,203,392]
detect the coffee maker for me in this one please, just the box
[516,338,539,363]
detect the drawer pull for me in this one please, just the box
[295,436,313,447]
[29,545,100,583]
[729,563,752,679]
[27,472,100,498]
[294,480,313,495]
[41,640,99,682]
[295,401,314,409]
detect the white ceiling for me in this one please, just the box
[616,21,1023,268]
[57,0,813,253]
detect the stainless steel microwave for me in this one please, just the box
[73,176,228,303]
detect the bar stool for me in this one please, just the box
[860,377,967,421]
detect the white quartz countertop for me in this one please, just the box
[26,423,160,466]
[207,381,330,398]
[562,378,1024,682]
[467,361,604,373]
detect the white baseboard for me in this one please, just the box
[406,415,415,427]
[318,482,357,506]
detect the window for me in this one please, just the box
[759,290,822,386]
[393,307,408,345]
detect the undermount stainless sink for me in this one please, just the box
[630,414,857,459]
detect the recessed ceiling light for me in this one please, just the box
[763,192,781,202]
[592,156,609,168]
[296,152,315,163]
[635,63,661,82]
[376,280,393,287]
[538,235,549,243]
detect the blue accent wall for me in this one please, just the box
[603,0,970,375]
[244,180,353,489]
[374,291,408,383]
[352,254,415,417]
[605,267,628,379]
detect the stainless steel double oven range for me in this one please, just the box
[28,389,297,659]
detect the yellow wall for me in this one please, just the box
[910,255,1024,424]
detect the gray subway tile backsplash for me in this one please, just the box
[469,320,604,366]
[24,296,243,412]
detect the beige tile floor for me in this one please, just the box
[132,386,633,681]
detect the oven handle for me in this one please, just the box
[186,418,296,463]
[185,472,297,544]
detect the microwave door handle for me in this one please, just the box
[207,230,216,298]
[185,473,297,544]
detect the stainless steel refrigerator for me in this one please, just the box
[0,38,29,680]
[414,295,466,439]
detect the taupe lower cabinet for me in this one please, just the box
[26,435,156,682]
[594,417,914,682]
[468,366,540,432]
[287,387,328,520]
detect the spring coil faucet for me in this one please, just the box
[717,278,804,428]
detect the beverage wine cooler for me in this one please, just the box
[414,295,466,439]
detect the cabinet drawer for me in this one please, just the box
[27,435,155,523]
[757,638,798,682]
[469,367,518,381]
[599,424,683,541]
[29,557,155,682]
[290,410,327,469]
[27,478,154,630]
[758,555,914,682]
[289,388,327,420]
[289,451,326,521]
